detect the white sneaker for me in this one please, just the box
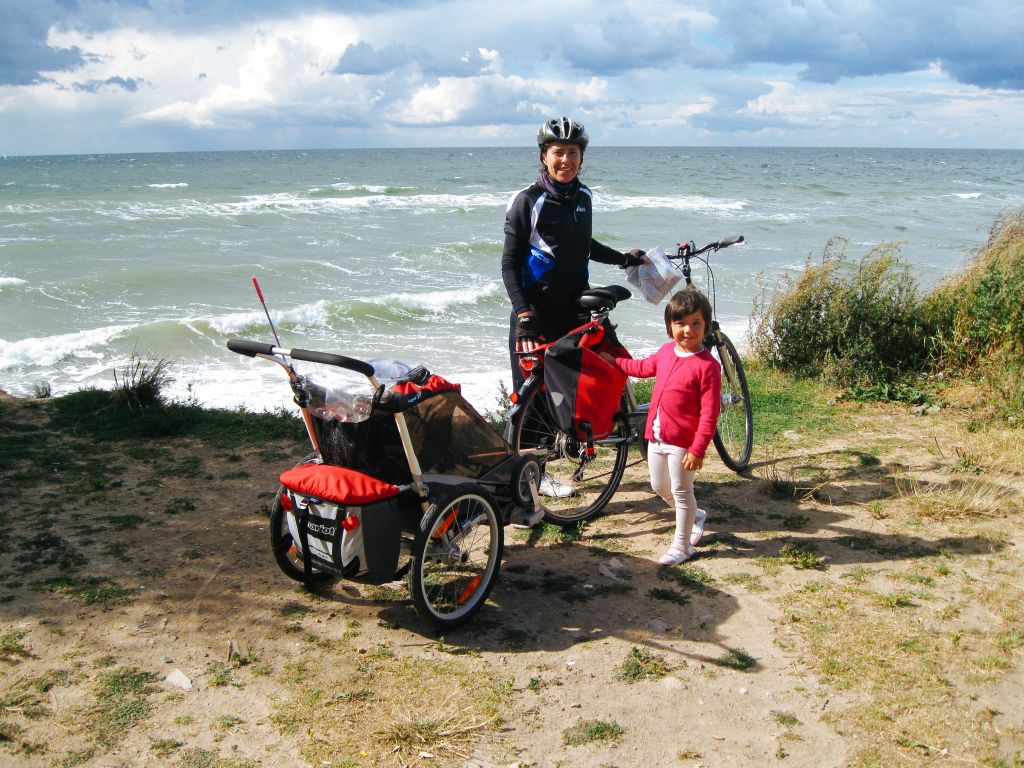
[690,508,707,546]
[539,473,576,498]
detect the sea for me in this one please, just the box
[2,146,1023,414]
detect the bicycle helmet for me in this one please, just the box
[537,117,589,152]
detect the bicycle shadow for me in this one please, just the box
[372,534,749,667]
[321,441,1009,654]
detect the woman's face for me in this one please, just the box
[542,142,582,183]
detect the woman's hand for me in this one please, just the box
[515,312,542,353]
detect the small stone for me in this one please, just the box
[165,670,192,691]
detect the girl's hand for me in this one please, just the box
[683,452,703,471]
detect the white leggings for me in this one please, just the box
[647,439,698,548]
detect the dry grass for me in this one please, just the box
[272,645,511,767]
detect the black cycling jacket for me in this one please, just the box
[501,176,625,334]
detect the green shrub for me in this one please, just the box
[751,207,1024,418]
[925,208,1024,414]
[751,238,927,387]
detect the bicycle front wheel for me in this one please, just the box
[506,384,628,526]
[409,484,502,629]
[710,330,753,471]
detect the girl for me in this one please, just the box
[605,287,721,564]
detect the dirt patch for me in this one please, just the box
[1,394,1022,767]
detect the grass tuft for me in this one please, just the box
[562,718,625,746]
[615,646,669,683]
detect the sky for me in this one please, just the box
[1,0,1023,156]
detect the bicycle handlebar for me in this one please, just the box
[669,234,745,260]
[227,338,376,378]
[227,339,276,357]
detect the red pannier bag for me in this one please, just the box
[543,323,629,442]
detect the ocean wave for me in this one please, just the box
[304,183,407,198]
[147,182,189,189]
[0,276,28,287]
[374,283,502,313]
[0,324,132,370]
[89,191,512,221]
[599,194,747,214]
[954,192,983,199]
[205,300,330,334]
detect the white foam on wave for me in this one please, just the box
[313,183,391,195]
[206,300,329,334]
[93,191,512,221]
[376,282,501,313]
[147,182,189,189]
[0,324,131,370]
[599,194,747,214]
[0,276,28,287]
[954,192,983,199]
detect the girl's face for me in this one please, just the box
[542,142,582,183]
[670,309,706,353]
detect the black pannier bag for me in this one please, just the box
[543,323,629,443]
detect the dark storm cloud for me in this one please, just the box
[704,0,1024,90]
[70,75,144,92]
[333,40,496,78]
[0,1,85,84]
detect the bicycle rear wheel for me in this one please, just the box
[710,329,753,471]
[505,384,628,526]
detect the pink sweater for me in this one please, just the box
[613,343,722,458]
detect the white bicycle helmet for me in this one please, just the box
[537,117,589,151]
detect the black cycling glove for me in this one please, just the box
[621,248,645,268]
[515,313,539,340]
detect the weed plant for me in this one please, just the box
[112,352,173,410]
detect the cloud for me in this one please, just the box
[71,75,144,93]
[1,0,1022,154]
[704,0,1024,90]
[0,1,85,85]
[333,40,501,79]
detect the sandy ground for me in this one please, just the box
[1,391,1021,767]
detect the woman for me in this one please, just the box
[501,116,643,391]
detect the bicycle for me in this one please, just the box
[668,235,754,473]
[503,235,752,527]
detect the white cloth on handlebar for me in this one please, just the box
[624,245,681,304]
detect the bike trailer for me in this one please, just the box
[277,464,402,585]
[314,367,516,485]
[543,322,629,442]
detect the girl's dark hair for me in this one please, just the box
[664,286,713,336]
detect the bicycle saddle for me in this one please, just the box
[578,285,632,311]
